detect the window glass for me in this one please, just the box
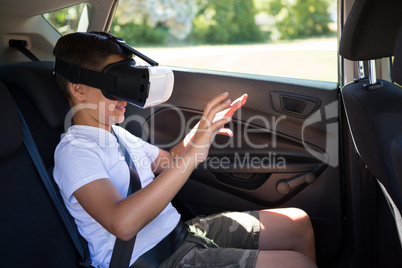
[43,3,90,35]
[112,0,337,82]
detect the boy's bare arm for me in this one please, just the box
[150,149,173,174]
[73,150,196,241]
[74,92,233,241]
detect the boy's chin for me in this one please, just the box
[110,115,125,125]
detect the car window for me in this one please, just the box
[111,0,338,82]
[43,3,91,35]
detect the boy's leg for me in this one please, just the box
[167,247,315,268]
[160,209,316,267]
[258,208,316,263]
[255,250,317,268]
[185,211,261,249]
[159,211,260,267]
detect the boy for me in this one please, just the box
[53,32,316,268]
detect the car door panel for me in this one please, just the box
[123,69,341,266]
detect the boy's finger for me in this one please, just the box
[211,116,232,134]
[204,99,231,125]
[224,94,247,118]
[212,108,230,123]
[210,94,247,136]
[204,99,231,124]
[217,128,233,137]
[203,92,229,116]
[211,93,247,124]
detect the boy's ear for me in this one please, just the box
[69,83,85,102]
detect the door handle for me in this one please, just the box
[271,92,321,117]
[276,172,317,195]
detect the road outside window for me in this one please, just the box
[112,0,338,82]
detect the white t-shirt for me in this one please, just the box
[53,125,180,267]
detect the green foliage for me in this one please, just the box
[111,20,169,45]
[110,0,335,45]
[42,3,86,35]
[267,0,334,39]
[111,0,197,46]
[190,0,265,44]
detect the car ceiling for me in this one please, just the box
[0,0,114,16]
[0,0,118,63]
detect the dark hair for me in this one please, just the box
[53,31,133,99]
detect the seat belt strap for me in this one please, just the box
[110,127,142,268]
[9,40,40,62]
[17,107,92,267]
[112,127,142,194]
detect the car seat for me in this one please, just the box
[0,62,84,267]
[339,0,402,245]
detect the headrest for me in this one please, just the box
[0,80,23,159]
[339,0,402,61]
[392,26,402,87]
[0,61,69,129]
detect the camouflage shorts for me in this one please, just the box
[159,211,261,268]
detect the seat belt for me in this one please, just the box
[9,40,40,62]
[110,128,190,268]
[17,107,92,268]
[109,127,142,268]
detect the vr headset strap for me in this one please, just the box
[54,58,116,91]
[110,128,142,268]
[109,36,159,66]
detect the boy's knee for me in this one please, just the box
[280,208,314,240]
[286,207,309,221]
[278,208,311,228]
[260,207,314,240]
[289,251,317,268]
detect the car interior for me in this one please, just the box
[0,0,401,267]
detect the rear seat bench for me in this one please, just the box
[0,62,81,267]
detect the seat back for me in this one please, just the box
[0,62,80,267]
[339,0,402,245]
[341,79,402,210]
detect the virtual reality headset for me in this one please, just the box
[53,36,174,109]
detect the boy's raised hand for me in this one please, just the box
[186,92,247,164]
[213,93,247,137]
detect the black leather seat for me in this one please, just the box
[0,62,82,267]
[339,0,402,245]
